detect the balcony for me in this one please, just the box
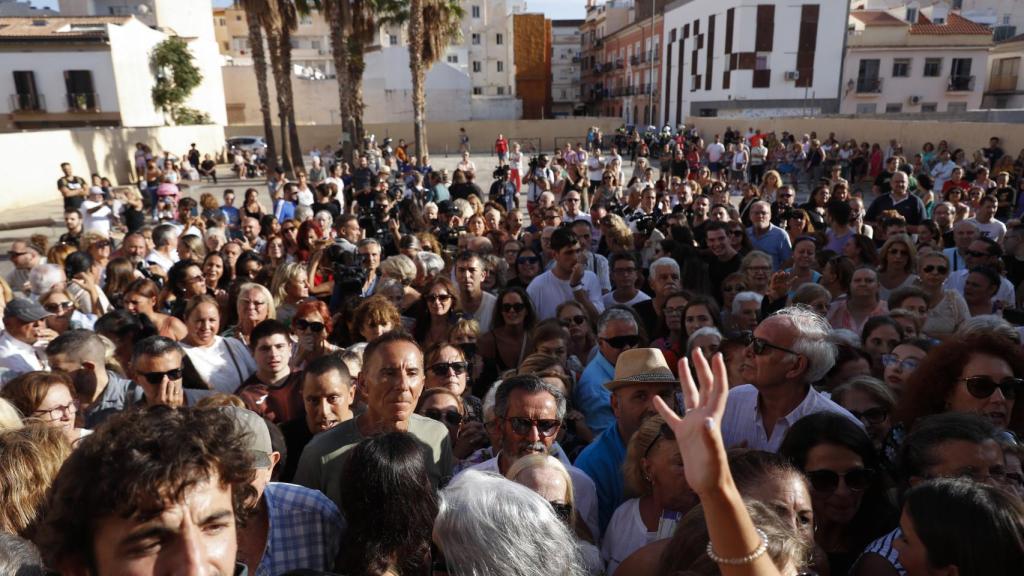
[947,75,975,92]
[9,93,45,112]
[66,92,100,112]
[615,59,624,69]
[630,55,640,66]
[988,74,1020,93]
[855,77,883,94]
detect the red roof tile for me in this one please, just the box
[850,10,906,27]
[909,13,991,36]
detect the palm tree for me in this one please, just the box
[239,0,279,173]
[406,0,463,160]
[322,0,352,159]
[278,0,307,172]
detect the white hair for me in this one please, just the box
[686,326,723,355]
[770,306,838,383]
[295,204,314,222]
[415,251,445,277]
[597,307,638,336]
[204,226,227,244]
[650,256,680,276]
[732,291,763,315]
[959,315,1022,344]
[828,329,862,348]
[379,254,417,285]
[435,470,587,576]
[452,198,473,220]
[954,219,979,231]
[314,210,334,229]
[28,264,65,297]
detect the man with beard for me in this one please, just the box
[462,374,600,540]
[294,332,452,508]
[46,329,141,428]
[575,348,678,533]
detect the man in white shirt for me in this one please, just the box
[749,140,768,185]
[930,150,957,193]
[81,187,114,236]
[455,251,497,333]
[721,307,862,452]
[144,223,179,274]
[570,220,610,294]
[0,298,53,379]
[967,195,1006,243]
[527,227,604,320]
[562,190,591,224]
[705,135,726,176]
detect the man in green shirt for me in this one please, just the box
[293,332,453,507]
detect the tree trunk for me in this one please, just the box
[246,10,277,173]
[347,42,366,154]
[327,0,353,163]
[265,27,292,175]
[408,0,428,160]
[278,25,305,172]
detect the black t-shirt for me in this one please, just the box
[279,417,314,484]
[58,231,80,248]
[312,200,341,221]
[995,186,1018,221]
[58,175,86,211]
[706,252,743,304]
[865,193,926,226]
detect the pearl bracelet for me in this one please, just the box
[705,528,769,565]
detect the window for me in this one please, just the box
[473,86,483,95]
[496,33,503,45]
[389,34,398,46]
[892,58,910,78]
[921,103,938,112]
[497,61,504,72]
[447,54,459,64]
[560,89,567,99]
[472,61,481,73]
[856,103,878,114]
[755,55,769,70]
[905,8,918,23]
[63,70,96,110]
[950,58,972,90]
[12,71,40,111]
[923,58,942,77]
[885,103,903,113]
[472,5,480,18]
[472,33,481,45]
[947,102,968,112]
[218,18,225,26]
[497,86,505,95]
[312,40,322,51]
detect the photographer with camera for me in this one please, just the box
[627,186,660,236]
[489,165,517,212]
[524,154,554,214]
[358,189,403,258]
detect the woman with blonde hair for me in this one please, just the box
[877,233,919,300]
[0,398,23,430]
[269,262,309,327]
[46,243,77,268]
[221,283,276,345]
[601,213,634,255]
[0,424,72,538]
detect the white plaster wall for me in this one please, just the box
[107,18,164,126]
[0,47,118,115]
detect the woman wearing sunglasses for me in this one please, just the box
[289,300,339,371]
[780,413,898,576]
[39,288,93,335]
[911,251,968,340]
[479,287,537,383]
[423,342,486,457]
[416,387,467,451]
[896,332,1024,434]
[507,246,542,289]
[413,277,464,351]
[556,301,597,366]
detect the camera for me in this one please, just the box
[323,243,367,295]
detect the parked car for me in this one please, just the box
[226,136,267,160]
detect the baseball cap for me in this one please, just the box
[4,298,53,322]
[219,406,272,468]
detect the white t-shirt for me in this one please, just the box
[587,155,605,181]
[969,218,1007,243]
[706,142,725,163]
[183,336,256,394]
[296,186,315,207]
[602,290,651,309]
[526,269,605,320]
[81,199,113,236]
[601,498,658,576]
[469,291,498,334]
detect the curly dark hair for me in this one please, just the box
[895,333,1024,433]
[37,406,257,569]
[336,432,437,576]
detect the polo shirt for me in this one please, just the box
[82,371,142,428]
[575,352,616,434]
[575,424,627,534]
[747,224,792,270]
[721,384,863,452]
[865,193,926,226]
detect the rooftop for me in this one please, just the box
[0,15,130,40]
[849,10,905,27]
[909,13,990,36]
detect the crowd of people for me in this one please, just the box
[0,124,1023,576]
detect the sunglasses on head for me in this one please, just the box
[549,501,573,524]
[601,334,640,349]
[961,375,1023,400]
[502,302,526,313]
[560,315,587,327]
[922,264,948,274]
[517,256,540,265]
[43,301,74,313]
[294,319,325,332]
[139,368,184,385]
[429,361,468,377]
[847,407,889,426]
[423,408,463,427]
[806,468,874,493]
[507,416,561,437]
[644,422,676,458]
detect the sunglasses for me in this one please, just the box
[723,284,747,292]
[960,375,1023,400]
[517,256,541,265]
[294,319,325,332]
[427,293,453,303]
[965,250,991,258]
[601,334,641,349]
[560,315,587,327]
[507,416,561,437]
[729,230,745,237]
[644,422,675,458]
[502,302,527,313]
[139,368,184,385]
[93,240,111,249]
[741,333,800,357]
[423,408,463,427]
[922,265,948,274]
[43,301,74,313]
[847,407,889,426]
[549,502,573,525]
[806,468,875,493]
[429,361,468,377]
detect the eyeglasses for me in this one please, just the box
[560,315,587,327]
[294,319,325,332]
[663,306,685,316]
[600,334,641,349]
[427,293,453,303]
[243,300,267,309]
[517,256,541,265]
[32,400,78,421]
[960,375,1023,400]
[423,408,463,427]
[806,468,875,493]
[723,284,747,293]
[502,302,526,313]
[549,501,573,524]
[185,274,205,284]
[507,416,561,437]
[429,361,468,377]
[922,265,948,274]
[880,354,920,372]
[741,332,800,357]
[43,301,75,314]
[92,240,111,249]
[846,407,890,426]
[7,251,27,258]
[139,367,184,385]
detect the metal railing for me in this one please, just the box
[855,77,883,93]
[988,74,1019,92]
[947,75,975,92]
[9,93,44,112]
[66,92,100,111]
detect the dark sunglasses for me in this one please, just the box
[429,361,468,377]
[961,375,1023,400]
[43,301,74,313]
[423,408,463,427]
[507,416,561,437]
[502,302,527,313]
[723,284,747,292]
[965,250,991,258]
[427,293,453,303]
[517,256,541,265]
[741,332,799,357]
[601,334,641,349]
[549,502,573,525]
[92,240,112,249]
[922,264,948,274]
[806,468,875,493]
[644,422,676,458]
[139,368,184,385]
[847,407,889,425]
[294,319,325,332]
[729,229,745,237]
[560,315,587,327]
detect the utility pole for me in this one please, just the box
[648,0,655,126]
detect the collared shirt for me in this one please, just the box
[0,331,45,382]
[575,424,627,534]
[575,352,616,434]
[721,384,864,452]
[859,528,905,575]
[82,371,142,429]
[945,267,1016,308]
[463,453,601,541]
[746,224,792,270]
[255,482,345,576]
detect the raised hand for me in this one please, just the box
[652,349,731,497]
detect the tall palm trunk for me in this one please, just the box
[246,9,277,173]
[265,27,292,174]
[408,0,427,159]
[326,0,353,162]
[278,24,305,172]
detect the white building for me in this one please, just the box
[856,1,1023,42]
[841,9,992,114]
[982,33,1024,109]
[552,19,583,117]
[0,0,56,16]
[660,0,849,123]
[459,0,523,97]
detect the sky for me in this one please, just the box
[32,0,589,20]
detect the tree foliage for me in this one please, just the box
[150,37,205,124]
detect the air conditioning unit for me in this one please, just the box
[785,70,800,81]
[908,95,922,105]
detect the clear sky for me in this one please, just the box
[33,0,589,20]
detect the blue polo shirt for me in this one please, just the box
[575,424,626,534]
[747,224,792,270]
[575,352,616,434]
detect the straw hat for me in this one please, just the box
[603,348,678,392]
